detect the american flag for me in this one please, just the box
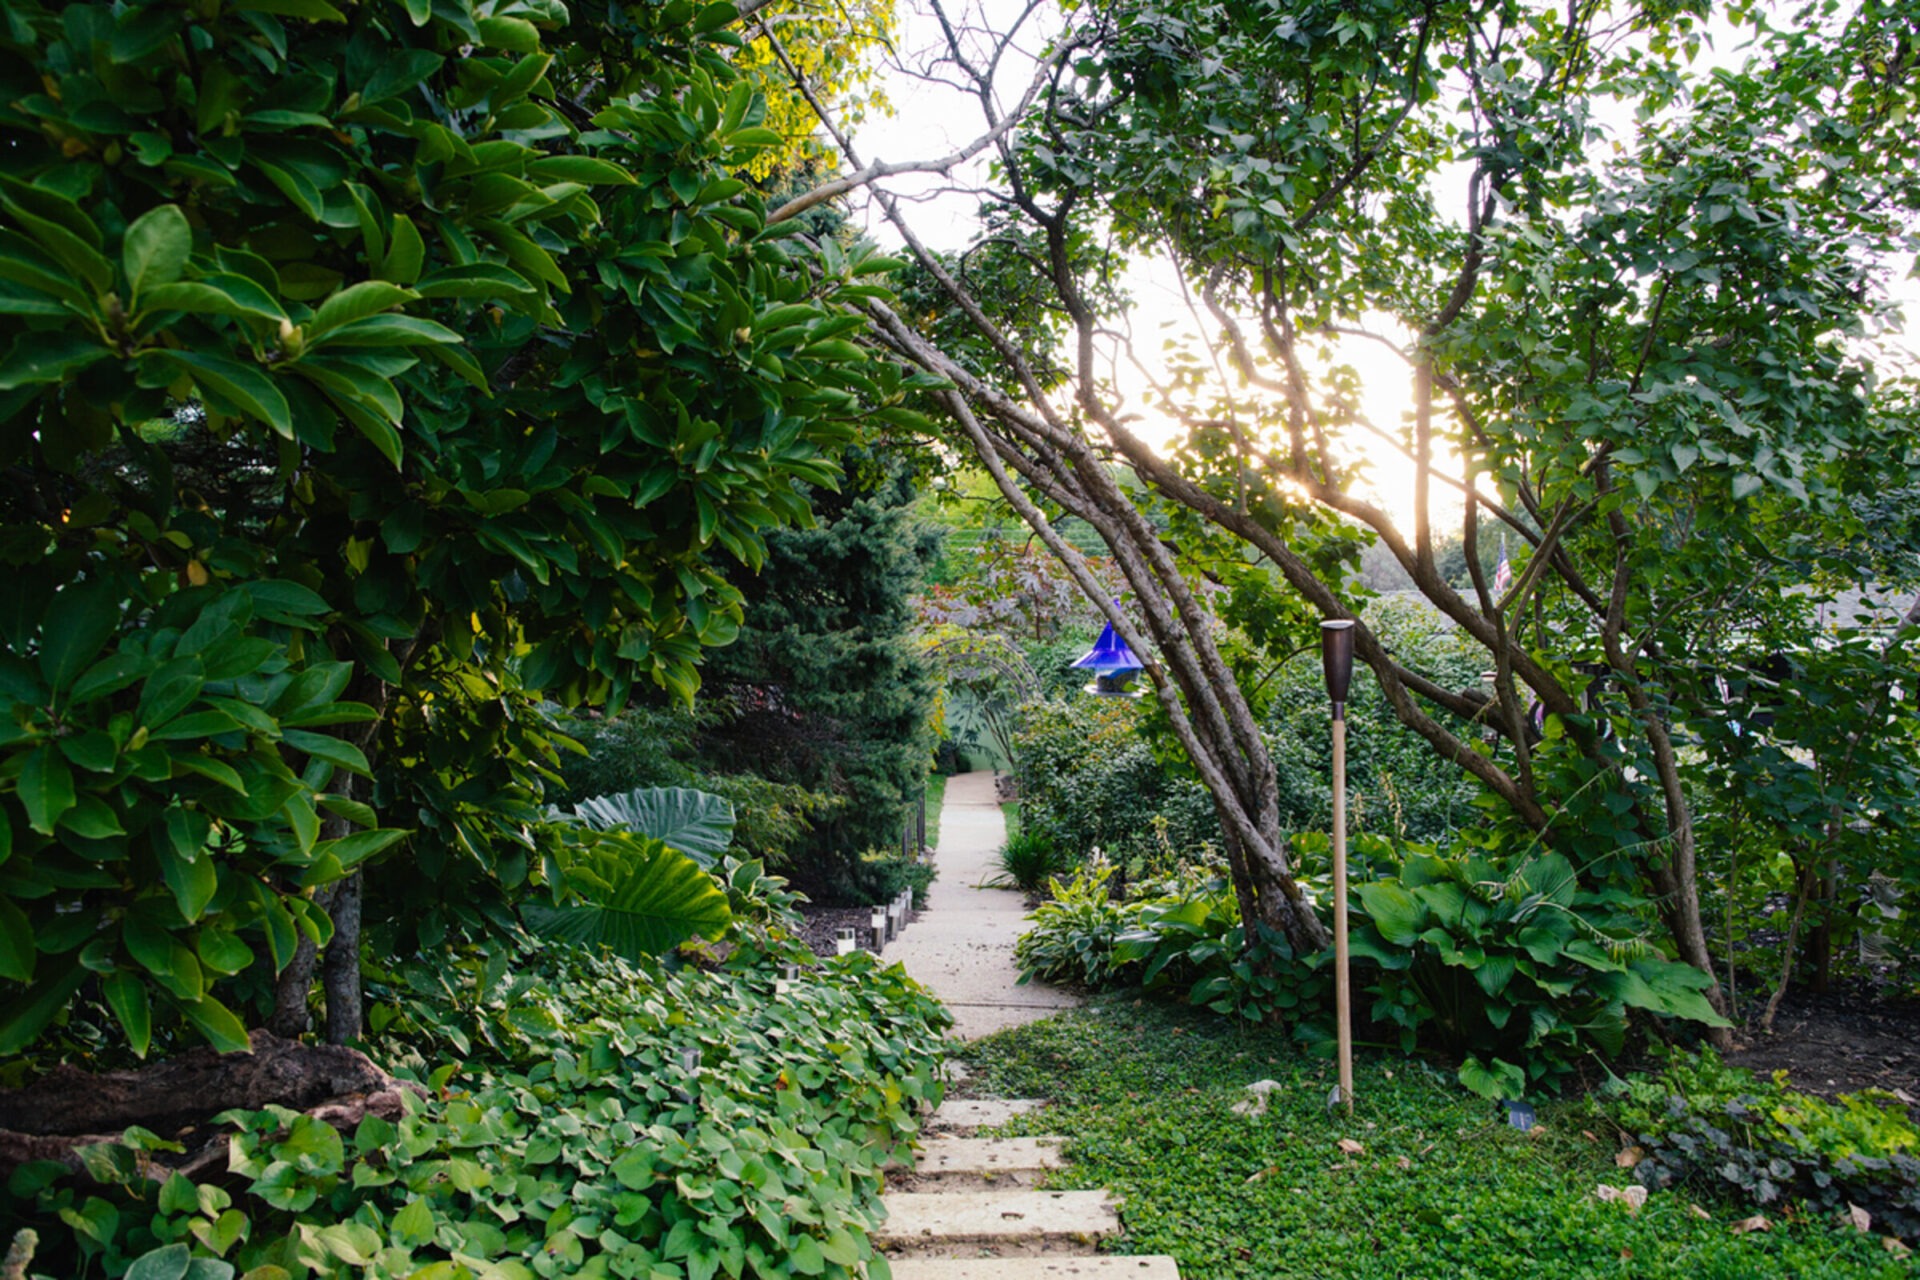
[1492,534,1512,596]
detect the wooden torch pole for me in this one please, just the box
[1332,704,1353,1114]
[1321,619,1356,1115]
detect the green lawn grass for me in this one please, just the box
[1001,799,1020,840]
[963,1001,1906,1280]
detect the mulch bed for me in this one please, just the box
[1725,980,1920,1102]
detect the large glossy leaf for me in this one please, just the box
[1356,881,1425,947]
[523,832,730,960]
[568,786,735,864]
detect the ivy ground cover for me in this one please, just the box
[965,1001,1905,1279]
[6,938,950,1279]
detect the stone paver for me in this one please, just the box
[874,1190,1120,1257]
[928,1098,1045,1132]
[906,1136,1064,1187]
[891,772,1079,1039]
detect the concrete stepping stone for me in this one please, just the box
[876,1189,1120,1257]
[929,1098,1044,1132]
[904,1136,1066,1188]
[887,1260,1181,1279]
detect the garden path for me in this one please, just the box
[891,771,1079,1040]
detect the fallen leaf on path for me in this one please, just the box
[1731,1215,1771,1235]
[1689,1204,1711,1221]
[1244,1166,1277,1185]
[1615,1146,1646,1169]
[1886,1237,1913,1258]
[1337,1138,1366,1155]
[1396,1156,1412,1171]
[1849,1204,1872,1233]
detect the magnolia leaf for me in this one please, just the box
[123,205,192,299]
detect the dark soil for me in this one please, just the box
[1724,980,1920,1103]
[794,903,906,957]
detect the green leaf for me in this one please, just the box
[141,273,287,322]
[41,577,122,694]
[125,1244,191,1280]
[103,970,152,1058]
[281,729,370,774]
[390,1198,435,1248]
[159,837,219,923]
[18,744,76,835]
[526,156,638,186]
[311,827,407,871]
[310,281,418,336]
[523,832,731,959]
[147,349,292,436]
[123,205,192,300]
[0,897,34,983]
[179,992,252,1053]
[378,215,426,285]
[0,959,87,1055]
[312,315,462,347]
[1356,881,1424,947]
[693,0,738,32]
[568,786,735,862]
[231,0,347,19]
[1457,1054,1527,1101]
[476,15,541,51]
[414,263,537,300]
[0,330,110,389]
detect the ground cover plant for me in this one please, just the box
[964,1002,1910,1279]
[6,930,950,1279]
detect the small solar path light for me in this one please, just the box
[1321,619,1356,1115]
[869,905,888,952]
[835,927,858,956]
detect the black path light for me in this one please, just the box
[1320,619,1356,1115]
[1070,618,1146,698]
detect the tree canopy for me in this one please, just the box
[783,0,1920,1004]
[0,0,928,1055]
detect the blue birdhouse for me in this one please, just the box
[1071,620,1144,697]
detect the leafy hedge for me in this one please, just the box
[5,938,951,1279]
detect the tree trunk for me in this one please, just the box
[322,870,363,1045]
[0,1031,423,1179]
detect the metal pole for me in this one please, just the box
[1332,705,1353,1115]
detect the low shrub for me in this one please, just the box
[1613,1047,1920,1239]
[1014,861,1136,988]
[989,829,1070,895]
[6,936,951,1279]
[835,848,937,910]
[1348,839,1729,1098]
[1015,861,1329,1026]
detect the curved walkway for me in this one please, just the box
[891,771,1079,1040]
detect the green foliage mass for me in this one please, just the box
[1016,860,1328,1026]
[6,937,951,1278]
[0,0,931,1052]
[1614,1048,1920,1240]
[963,1003,1906,1279]
[1349,841,1728,1099]
[698,462,941,898]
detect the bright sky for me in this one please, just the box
[838,0,1919,537]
